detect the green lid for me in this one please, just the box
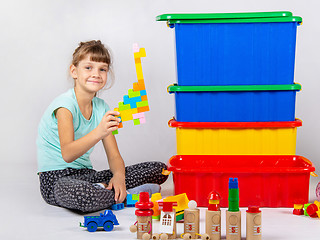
[156,12,302,24]
[167,84,301,93]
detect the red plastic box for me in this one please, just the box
[167,155,315,207]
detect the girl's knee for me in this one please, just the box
[53,178,115,212]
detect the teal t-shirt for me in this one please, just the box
[37,88,110,173]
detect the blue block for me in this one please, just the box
[126,194,139,207]
[173,88,299,122]
[123,95,130,105]
[123,95,142,109]
[140,90,147,96]
[111,203,124,211]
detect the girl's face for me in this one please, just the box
[70,54,109,94]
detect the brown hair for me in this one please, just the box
[71,40,114,88]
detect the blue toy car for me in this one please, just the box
[80,210,119,232]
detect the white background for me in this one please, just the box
[1,0,320,172]
[0,0,320,239]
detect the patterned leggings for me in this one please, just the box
[39,161,168,213]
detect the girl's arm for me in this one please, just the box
[102,134,126,203]
[56,108,120,163]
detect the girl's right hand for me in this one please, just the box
[97,110,121,139]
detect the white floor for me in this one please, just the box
[1,164,320,240]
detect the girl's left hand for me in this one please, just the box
[106,173,126,203]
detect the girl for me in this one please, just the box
[37,40,168,213]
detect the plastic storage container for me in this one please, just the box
[156,12,302,86]
[167,155,315,207]
[168,84,301,122]
[169,119,302,155]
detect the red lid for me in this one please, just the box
[246,206,261,213]
[168,118,302,129]
[167,155,315,174]
[135,209,154,216]
[158,202,178,212]
[135,192,154,209]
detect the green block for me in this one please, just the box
[133,119,140,125]
[118,101,131,111]
[112,129,118,135]
[128,89,141,98]
[152,215,160,220]
[137,100,149,108]
[132,194,139,201]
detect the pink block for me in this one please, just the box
[133,43,139,53]
[139,117,146,124]
[133,112,145,119]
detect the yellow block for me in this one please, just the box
[135,63,144,80]
[164,193,189,213]
[134,48,146,58]
[120,108,138,122]
[176,127,297,155]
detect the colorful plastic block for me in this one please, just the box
[132,194,139,201]
[151,193,162,220]
[134,47,146,58]
[119,108,138,122]
[164,193,189,221]
[138,79,146,90]
[112,203,125,211]
[139,117,146,124]
[118,102,131,111]
[133,112,145,119]
[128,89,141,98]
[137,106,149,113]
[133,82,140,91]
[112,44,149,135]
[133,119,140,125]
[140,90,147,96]
[127,194,139,207]
[137,100,149,108]
[123,95,142,109]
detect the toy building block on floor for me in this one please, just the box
[112,203,125,211]
[127,194,140,207]
[163,193,189,221]
[112,43,149,135]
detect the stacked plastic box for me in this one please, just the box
[157,12,315,207]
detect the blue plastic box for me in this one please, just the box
[157,12,302,86]
[168,84,301,122]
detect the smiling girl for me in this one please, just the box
[37,40,167,212]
